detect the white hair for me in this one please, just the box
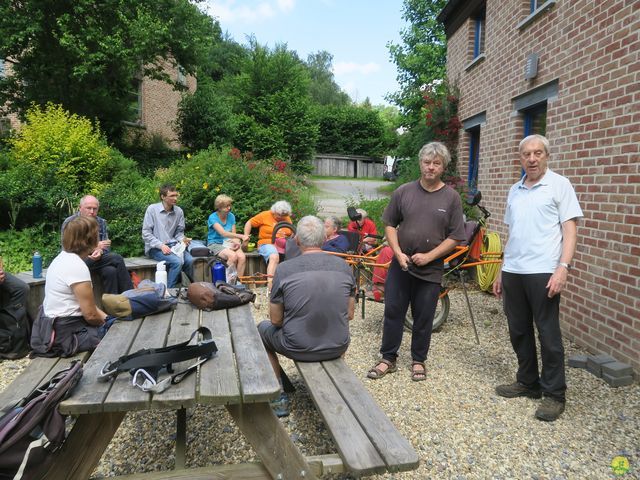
[296,216,325,248]
[271,200,292,216]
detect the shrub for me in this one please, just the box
[315,105,388,157]
[0,226,59,273]
[0,103,136,229]
[176,79,235,152]
[154,147,317,241]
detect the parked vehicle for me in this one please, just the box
[383,156,397,181]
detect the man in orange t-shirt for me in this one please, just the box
[243,200,293,290]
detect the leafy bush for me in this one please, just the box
[315,105,388,157]
[0,103,136,229]
[0,226,59,273]
[154,147,317,241]
[116,131,182,176]
[98,170,158,257]
[176,78,235,152]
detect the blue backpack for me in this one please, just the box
[101,280,178,320]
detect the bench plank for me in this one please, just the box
[59,319,141,415]
[295,361,386,474]
[199,309,241,404]
[152,302,200,409]
[0,353,88,413]
[324,359,420,472]
[228,305,280,403]
[103,311,173,411]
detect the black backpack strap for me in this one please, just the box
[98,327,217,384]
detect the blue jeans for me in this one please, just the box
[148,248,194,287]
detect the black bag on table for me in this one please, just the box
[0,360,83,480]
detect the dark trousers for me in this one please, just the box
[380,260,441,363]
[0,273,30,357]
[85,252,133,294]
[502,271,566,401]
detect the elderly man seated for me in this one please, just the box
[257,215,356,417]
[322,216,350,253]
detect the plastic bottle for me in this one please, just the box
[155,261,168,290]
[32,251,43,279]
[226,265,238,285]
[212,261,226,284]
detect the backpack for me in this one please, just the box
[101,280,178,320]
[186,282,255,311]
[0,360,83,480]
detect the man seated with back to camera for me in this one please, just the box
[257,215,356,417]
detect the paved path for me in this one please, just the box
[312,178,389,218]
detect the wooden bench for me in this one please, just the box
[0,353,90,415]
[295,358,420,476]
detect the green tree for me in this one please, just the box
[315,104,388,157]
[230,41,318,172]
[176,78,235,151]
[306,51,351,106]
[387,0,448,124]
[0,0,217,141]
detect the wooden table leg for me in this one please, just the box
[226,402,319,480]
[175,407,187,469]
[42,411,126,480]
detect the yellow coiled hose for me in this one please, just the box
[477,231,502,292]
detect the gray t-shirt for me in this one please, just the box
[382,180,466,283]
[270,252,355,356]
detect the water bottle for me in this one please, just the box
[212,261,226,284]
[32,251,43,278]
[155,261,168,290]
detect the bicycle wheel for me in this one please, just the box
[403,293,450,332]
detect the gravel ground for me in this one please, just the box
[1,287,638,479]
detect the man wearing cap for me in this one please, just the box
[347,208,378,253]
[62,195,133,294]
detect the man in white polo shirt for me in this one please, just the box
[493,134,583,422]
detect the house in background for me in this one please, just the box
[0,58,194,148]
[439,0,639,371]
[123,59,196,148]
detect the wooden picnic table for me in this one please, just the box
[41,301,319,480]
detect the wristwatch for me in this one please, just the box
[558,262,571,270]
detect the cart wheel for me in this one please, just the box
[403,293,450,332]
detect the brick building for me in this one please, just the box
[439,0,639,371]
[123,60,196,148]
[1,58,194,148]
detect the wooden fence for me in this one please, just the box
[312,154,383,178]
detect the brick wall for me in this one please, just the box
[136,59,196,148]
[444,0,640,371]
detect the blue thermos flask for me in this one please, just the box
[212,261,226,283]
[32,251,43,278]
